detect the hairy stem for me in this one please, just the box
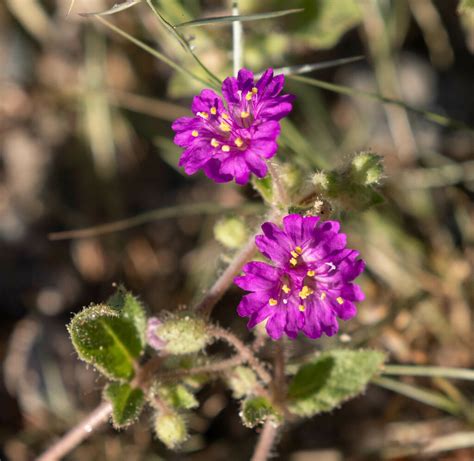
[195,210,281,319]
[157,356,243,380]
[36,402,112,461]
[267,161,289,207]
[209,326,272,385]
[272,340,286,406]
[250,420,280,461]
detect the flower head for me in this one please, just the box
[172,68,294,185]
[234,214,365,340]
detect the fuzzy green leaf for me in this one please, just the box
[107,286,147,349]
[288,349,385,417]
[104,382,145,428]
[68,289,146,380]
[241,396,281,428]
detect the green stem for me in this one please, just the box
[145,0,221,89]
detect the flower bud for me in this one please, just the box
[312,170,340,195]
[154,411,187,449]
[226,366,258,398]
[350,152,384,186]
[146,317,166,351]
[155,314,210,355]
[214,217,248,250]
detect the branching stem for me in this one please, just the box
[36,402,112,461]
[208,325,272,385]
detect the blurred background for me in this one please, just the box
[0,0,473,459]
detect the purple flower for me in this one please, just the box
[172,68,294,185]
[234,214,365,340]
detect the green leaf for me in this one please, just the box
[458,0,474,13]
[241,396,281,428]
[104,382,145,428]
[155,384,198,410]
[251,175,273,204]
[79,0,143,17]
[108,286,147,350]
[68,289,146,380]
[288,349,385,417]
[176,9,304,28]
[275,0,362,49]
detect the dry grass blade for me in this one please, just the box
[66,0,76,16]
[259,56,365,77]
[289,74,474,131]
[382,365,474,381]
[372,376,462,416]
[176,8,304,28]
[48,203,263,240]
[79,0,143,17]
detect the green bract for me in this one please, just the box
[104,382,145,428]
[226,366,258,399]
[157,314,210,355]
[155,383,199,410]
[154,412,188,449]
[214,217,249,249]
[288,349,386,417]
[67,288,146,380]
[240,396,281,428]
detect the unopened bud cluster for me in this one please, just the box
[146,313,210,355]
[312,152,384,211]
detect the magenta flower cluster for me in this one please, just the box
[171,68,365,341]
[172,68,294,185]
[234,215,365,340]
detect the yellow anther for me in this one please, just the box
[282,284,290,294]
[290,250,299,258]
[269,298,278,306]
[241,111,250,118]
[219,122,231,132]
[191,130,199,137]
[299,304,305,312]
[198,111,209,119]
[252,87,258,94]
[234,137,244,147]
[290,257,298,266]
[245,92,253,101]
[210,107,217,115]
[307,270,315,277]
[295,246,303,254]
[222,145,230,152]
[320,292,327,300]
[222,113,229,119]
[299,286,314,300]
[336,297,344,305]
[210,138,219,148]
